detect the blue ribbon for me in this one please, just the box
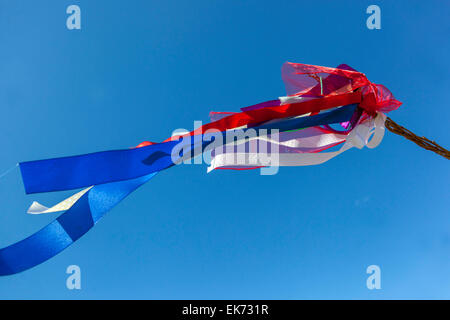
[0,104,357,275]
[20,104,357,194]
[0,173,157,276]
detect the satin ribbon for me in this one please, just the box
[27,186,93,214]
[20,103,359,195]
[26,105,357,215]
[20,140,180,194]
[0,56,403,276]
[2,99,361,275]
[208,113,386,170]
[0,173,157,276]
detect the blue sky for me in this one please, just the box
[0,0,449,299]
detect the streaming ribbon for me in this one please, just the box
[0,62,401,275]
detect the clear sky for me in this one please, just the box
[0,0,449,299]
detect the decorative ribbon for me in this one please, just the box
[166,92,361,141]
[1,98,361,275]
[0,61,401,276]
[0,173,157,276]
[20,96,360,194]
[25,104,358,215]
[208,113,386,170]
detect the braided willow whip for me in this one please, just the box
[385,117,450,159]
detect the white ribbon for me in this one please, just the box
[27,186,93,214]
[207,112,386,171]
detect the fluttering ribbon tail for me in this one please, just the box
[0,62,402,276]
[0,173,157,276]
